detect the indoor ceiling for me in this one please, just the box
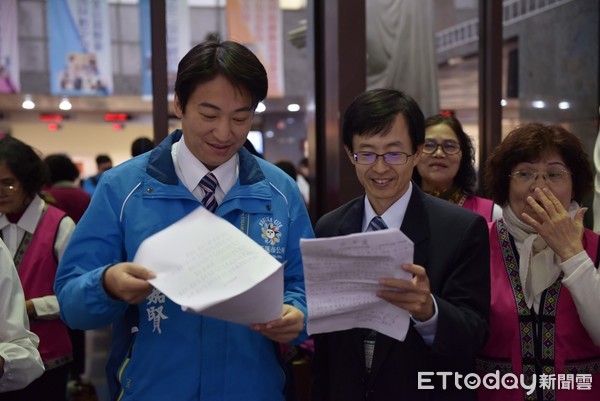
[0,92,307,124]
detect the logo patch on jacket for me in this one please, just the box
[260,217,282,245]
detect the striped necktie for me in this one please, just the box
[368,216,388,231]
[364,215,388,373]
[199,172,218,213]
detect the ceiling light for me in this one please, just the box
[500,99,507,107]
[279,0,306,10]
[59,97,72,111]
[287,103,300,112]
[256,102,266,113]
[558,101,570,110]
[532,100,545,109]
[22,95,35,110]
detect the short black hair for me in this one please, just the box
[131,137,154,157]
[342,88,425,153]
[96,154,112,166]
[175,40,268,114]
[44,154,80,183]
[275,160,297,179]
[0,136,48,196]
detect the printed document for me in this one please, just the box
[301,229,413,341]
[134,207,283,325]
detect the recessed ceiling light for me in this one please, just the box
[59,97,72,111]
[532,100,545,109]
[558,101,570,110]
[22,95,35,110]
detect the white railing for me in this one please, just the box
[435,0,576,53]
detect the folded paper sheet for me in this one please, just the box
[301,229,413,341]
[134,207,283,325]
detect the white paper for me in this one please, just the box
[134,206,284,325]
[300,229,413,341]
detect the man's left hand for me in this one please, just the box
[377,263,434,321]
[251,304,305,343]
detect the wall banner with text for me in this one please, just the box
[47,0,113,95]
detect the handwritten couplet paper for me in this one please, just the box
[134,207,284,325]
[301,229,414,341]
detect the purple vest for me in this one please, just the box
[17,205,72,369]
[478,220,600,401]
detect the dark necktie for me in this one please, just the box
[199,172,218,213]
[368,216,388,231]
[364,216,388,373]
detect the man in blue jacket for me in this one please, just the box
[81,154,112,196]
[54,40,314,401]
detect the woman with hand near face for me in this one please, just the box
[477,123,600,401]
[413,114,501,221]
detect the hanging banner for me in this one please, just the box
[140,0,190,97]
[226,0,284,98]
[47,0,112,95]
[366,0,439,117]
[0,0,20,93]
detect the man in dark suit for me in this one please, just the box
[310,88,490,401]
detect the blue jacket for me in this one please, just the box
[81,173,102,196]
[55,130,314,401]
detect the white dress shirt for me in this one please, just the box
[0,239,44,392]
[363,182,438,345]
[172,135,239,204]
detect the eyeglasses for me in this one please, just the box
[352,151,413,165]
[509,170,572,184]
[422,140,461,155]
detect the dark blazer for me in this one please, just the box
[310,185,490,401]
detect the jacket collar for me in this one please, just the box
[335,197,366,236]
[146,130,265,186]
[366,184,431,383]
[335,183,430,250]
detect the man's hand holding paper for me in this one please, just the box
[102,262,156,304]
[377,262,435,322]
[251,303,305,343]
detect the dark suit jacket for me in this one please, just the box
[310,186,490,401]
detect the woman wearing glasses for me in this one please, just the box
[477,123,600,401]
[413,114,501,221]
[0,137,75,401]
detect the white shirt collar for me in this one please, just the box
[0,195,44,234]
[363,181,413,232]
[172,134,239,203]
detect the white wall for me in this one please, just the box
[11,122,160,178]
